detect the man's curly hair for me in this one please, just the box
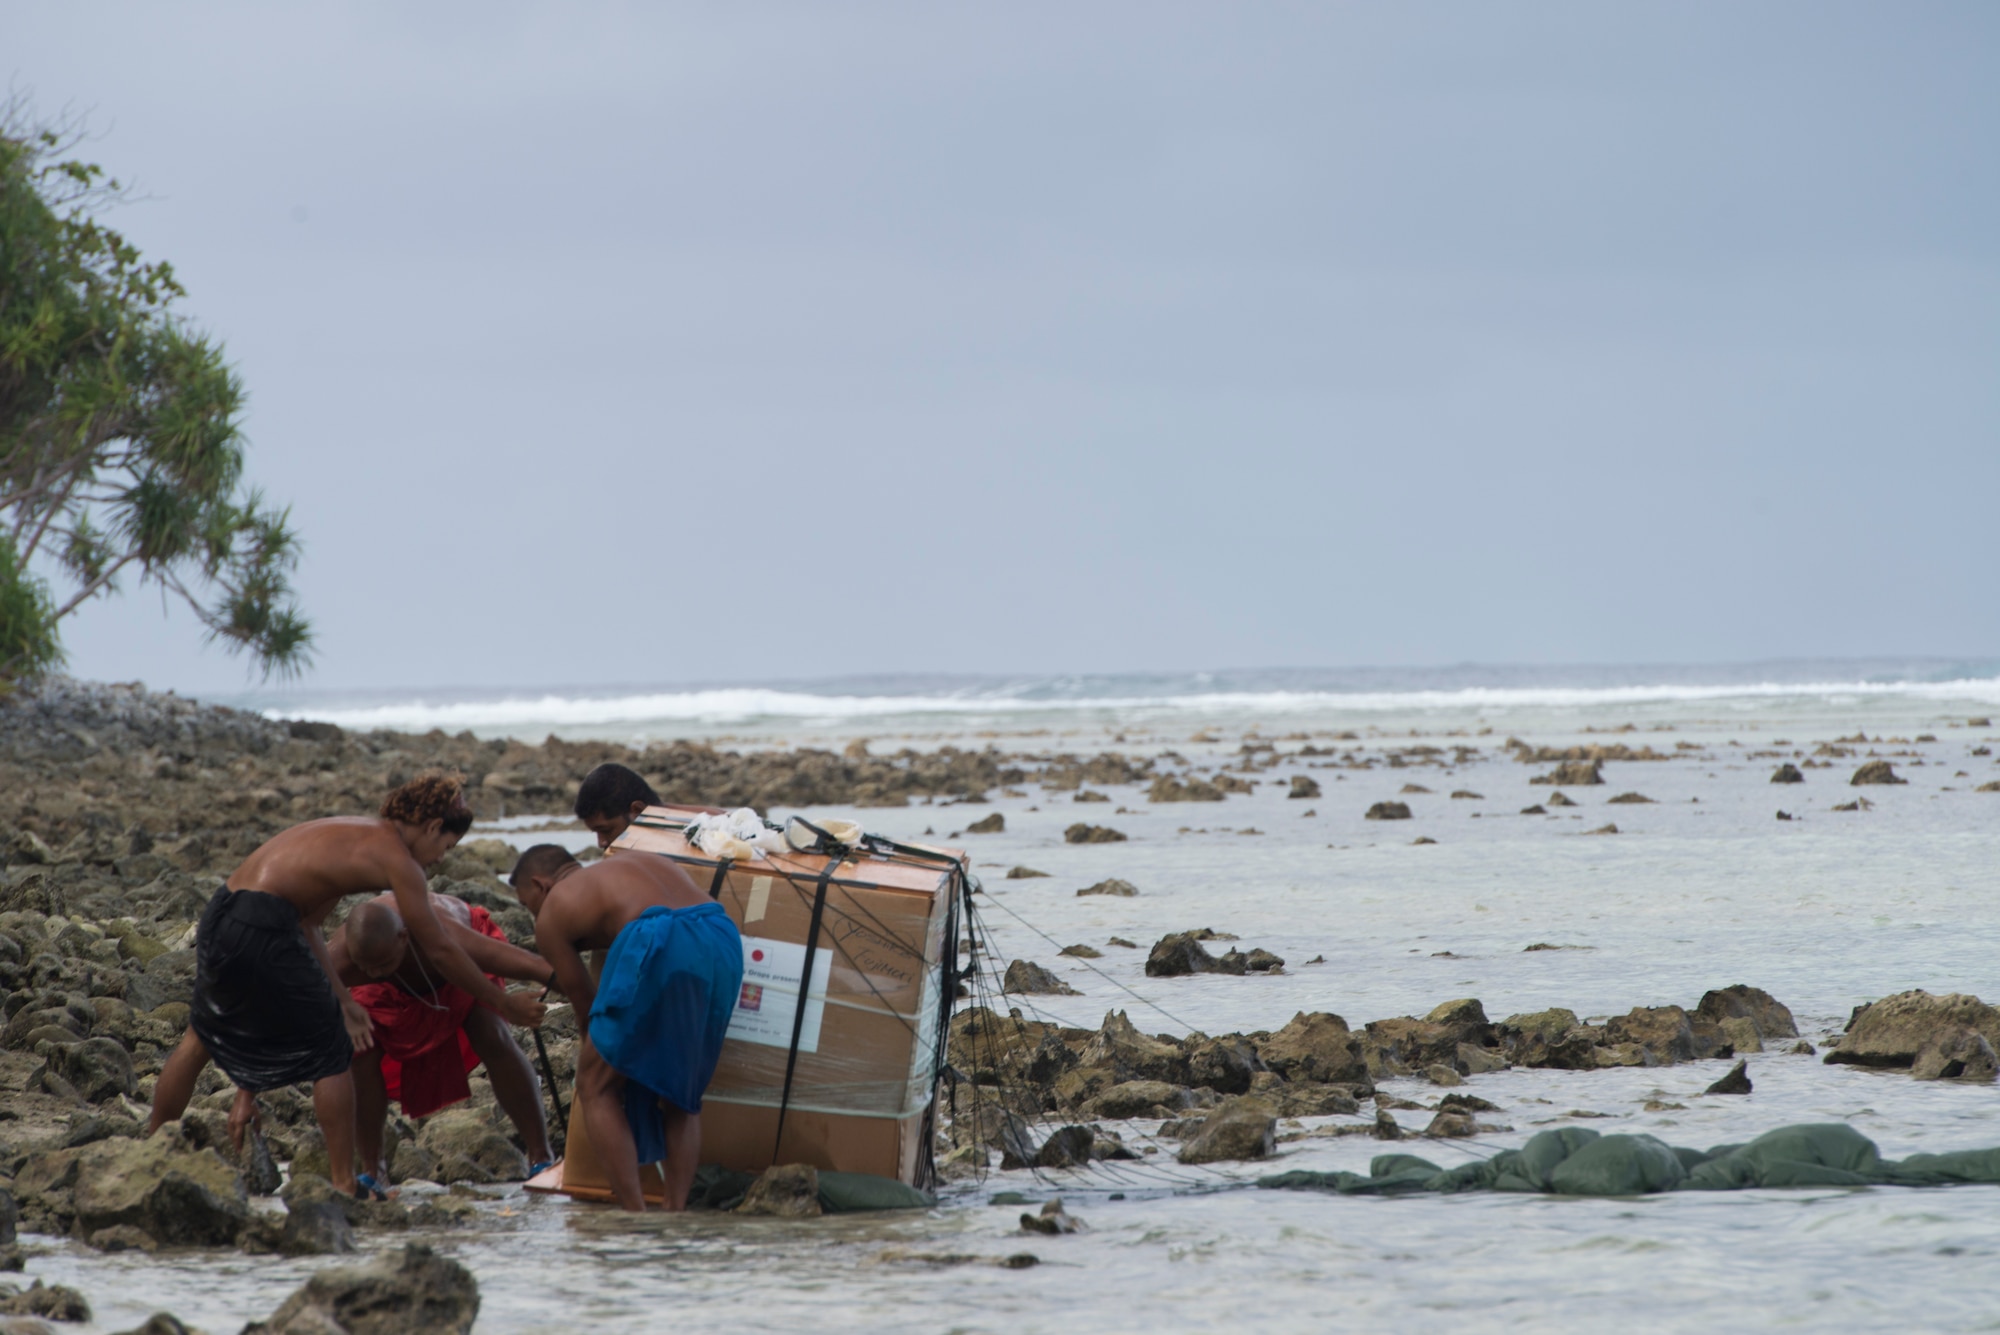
[380,770,475,836]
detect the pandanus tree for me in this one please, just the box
[0,111,310,684]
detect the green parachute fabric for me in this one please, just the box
[1260,1123,2000,1199]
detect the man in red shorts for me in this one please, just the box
[331,893,558,1194]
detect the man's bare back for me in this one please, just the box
[232,817,443,922]
[517,853,708,1015]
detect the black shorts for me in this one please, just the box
[189,885,352,1092]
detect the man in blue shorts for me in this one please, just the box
[510,843,743,1211]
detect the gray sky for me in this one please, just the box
[12,2,1997,694]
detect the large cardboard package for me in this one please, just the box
[549,808,964,1199]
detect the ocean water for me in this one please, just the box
[27,664,2000,1332]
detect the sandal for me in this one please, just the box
[527,1160,555,1178]
[354,1173,390,1201]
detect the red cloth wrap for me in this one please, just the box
[350,905,509,1118]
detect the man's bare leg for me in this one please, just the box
[313,1070,360,1196]
[463,1009,552,1167]
[661,1105,699,1212]
[351,1049,389,1181]
[147,1028,212,1134]
[577,1039,644,1211]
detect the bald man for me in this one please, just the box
[330,894,557,1193]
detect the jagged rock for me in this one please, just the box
[957,1105,1038,1165]
[263,1175,359,1255]
[1001,960,1080,996]
[965,813,1005,834]
[244,1242,479,1334]
[1606,792,1655,805]
[0,1280,90,1322]
[1176,1098,1276,1164]
[1287,776,1321,799]
[1532,760,1603,786]
[1457,1043,1508,1075]
[1145,933,1231,978]
[415,1110,528,1182]
[1256,1012,1370,1088]
[1363,802,1411,821]
[1370,1109,1404,1140]
[1004,867,1050,879]
[112,1312,200,1334]
[1084,1080,1191,1119]
[45,1036,135,1103]
[1583,823,1619,835]
[1148,776,1225,802]
[0,1189,14,1247]
[1694,985,1798,1042]
[1072,790,1110,803]
[1604,1007,1697,1063]
[1185,1037,1265,1094]
[1771,763,1805,784]
[1365,1001,1494,1075]
[1850,761,1906,786]
[89,1222,160,1252]
[736,1164,822,1217]
[1439,1092,1501,1114]
[1274,1084,1362,1117]
[1063,824,1127,844]
[1425,1064,1463,1087]
[1825,991,2000,1069]
[1032,1125,1097,1169]
[1911,1027,2000,1082]
[22,1134,249,1247]
[1704,1060,1753,1095]
[1498,1009,1597,1069]
[1425,1111,1478,1138]
[390,1141,439,1185]
[1078,1011,1189,1085]
[1075,878,1138,898]
[1544,791,1578,807]
[1058,943,1102,958]
[1519,804,1546,815]
[1019,1197,1083,1234]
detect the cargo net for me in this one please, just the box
[940,887,1277,1195]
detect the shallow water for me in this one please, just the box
[22,685,2000,1333]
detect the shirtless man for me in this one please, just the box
[147,773,547,1196]
[330,895,556,1193]
[510,843,743,1211]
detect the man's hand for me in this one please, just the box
[498,988,547,1028]
[341,995,376,1052]
[227,1088,261,1152]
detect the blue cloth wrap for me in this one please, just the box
[588,902,744,1164]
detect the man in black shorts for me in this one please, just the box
[146,772,546,1197]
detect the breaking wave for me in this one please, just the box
[259,672,2000,735]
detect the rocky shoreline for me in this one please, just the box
[2,676,1997,1328]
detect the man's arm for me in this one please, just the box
[536,901,598,1018]
[385,858,546,1029]
[446,916,555,986]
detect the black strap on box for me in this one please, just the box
[771,856,839,1159]
[707,858,733,900]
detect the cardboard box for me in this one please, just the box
[548,808,960,1195]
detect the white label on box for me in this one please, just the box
[745,876,773,923]
[727,934,832,1053]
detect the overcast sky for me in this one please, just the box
[11,3,1997,695]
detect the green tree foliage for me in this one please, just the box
[0,110,310,683]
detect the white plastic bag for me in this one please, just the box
[686,808,787,861]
